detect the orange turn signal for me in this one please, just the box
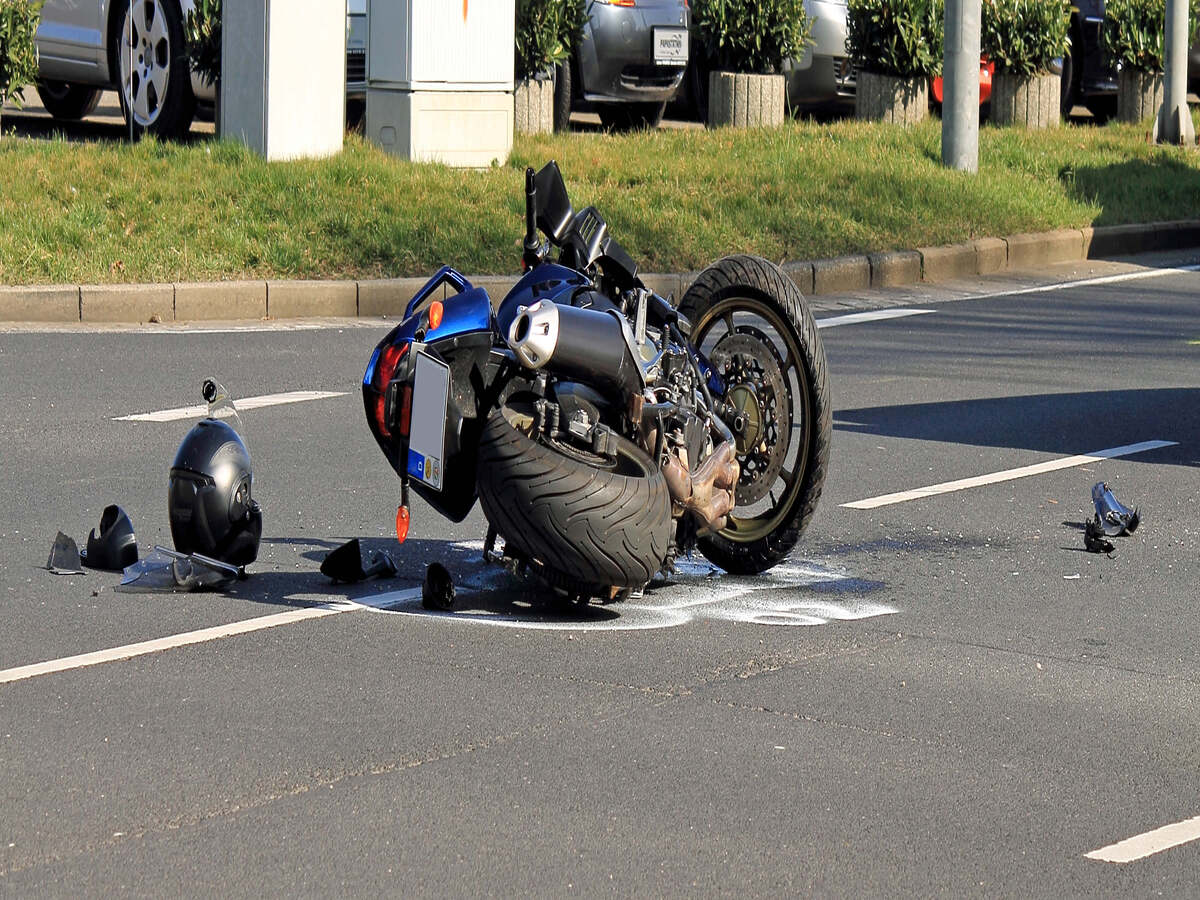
[395,505,411,544]
[428,300,444,331]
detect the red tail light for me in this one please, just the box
[398,385,414,436]
[395,505,410,544]
[373,343,408,439]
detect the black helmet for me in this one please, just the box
[84,504,139,571]
[168,418,262,566]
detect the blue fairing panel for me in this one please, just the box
[496,263,592,337]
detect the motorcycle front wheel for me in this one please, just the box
[678,255,832,575]
[475,394,673,595]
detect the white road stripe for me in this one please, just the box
[115,390,347,422]
[1086,814,1200,863]
[964,262,1200,302]
[0,589,420,686]
[816,308,934,328]
[842,440,1177,509]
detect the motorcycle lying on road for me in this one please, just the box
[363,161,831,603]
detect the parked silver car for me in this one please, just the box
[555,0,690,131]
[678,0,850,121]
[32,0,363,138]
[783,0,854,111]
[32,0,212,137]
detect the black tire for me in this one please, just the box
[678,255,832,575]
[476,398,673,592]
[36,81,103,120]
[112,0,196,139]
[1059,40,1078,119]
[553,59,573,132]
[686,57,710,123]
[597,101,666,132]
[1085,93,1117,124]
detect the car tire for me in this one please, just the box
[1085,94,1117,124]
[36,81,104,121]
[597,101,667,132]
[553,60,572,132]
[112,0,196,139]
[1060,30,1080,119]
[686,57,710,122]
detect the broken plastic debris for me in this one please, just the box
[422,562,455,611]
[1092,481,1140,536]
[201,378,245,432]
[47,532,84,575]
[117,546,244,593]
[319,539,397,583]
[1084,518,1116,555]
[83,505,139,571]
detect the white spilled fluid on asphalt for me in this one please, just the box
[370,543,899,632]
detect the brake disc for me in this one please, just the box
[710,329,791,506]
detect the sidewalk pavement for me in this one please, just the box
[2,220,1198,324]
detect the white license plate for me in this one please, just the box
[653,27,688,66]
[407,351,450,491]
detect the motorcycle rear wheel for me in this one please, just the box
[679,255,832,575]
[476,395,672,595]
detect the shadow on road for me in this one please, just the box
[1,91,214,144]
[835,388,1199,468]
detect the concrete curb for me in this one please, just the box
[2,219,1198,323]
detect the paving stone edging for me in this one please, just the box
[3,220,1198,324]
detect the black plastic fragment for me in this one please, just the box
[422,562,455,611]
[47,532,83,575]
[320,539,397,583]
[1084,518,1116,555]
[83,505,139,571]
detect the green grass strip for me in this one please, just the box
[2,113,1199,286]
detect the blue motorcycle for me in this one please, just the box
[363,162,831,603]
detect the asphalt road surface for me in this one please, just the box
[1,254,1198,896]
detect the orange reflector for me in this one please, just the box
[428,300,444,331]
[395,505,410,544]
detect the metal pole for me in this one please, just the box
[1157,0,1194,144]
[942,0,982,172]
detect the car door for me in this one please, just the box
[35,0,107,84]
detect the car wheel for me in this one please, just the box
[597,101,666,132]
[113,0,196,139]
[552,60,572,132]
[686,57,710,122]
[1060,31,1080,119]
[1085,94,1117,124]
[36,81,103,120]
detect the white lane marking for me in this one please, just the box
[842,440,1178,509]
[964,262,1200,302]
[115,390,347,422]
[1086,814,1200,863]
[0,589,419,686]
[816,309,933,328]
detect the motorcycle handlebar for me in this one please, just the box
[522,167,541,269]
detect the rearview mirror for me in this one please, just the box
[534,161,574,244]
